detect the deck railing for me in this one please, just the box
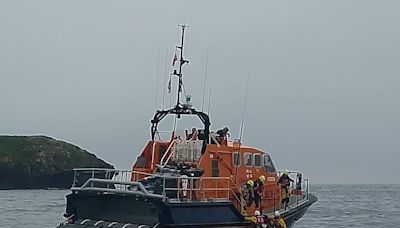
[159,139,176,166]
[273,170,310,210]
[71,168,310,215]
[71,168,242,204]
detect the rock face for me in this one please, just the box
[0,135,114,189]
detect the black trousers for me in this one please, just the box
[247,193,261,208]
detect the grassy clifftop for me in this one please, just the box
[0,135,114,189]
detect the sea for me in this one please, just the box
[0,185,399,228]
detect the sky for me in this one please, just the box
[1,1,399,184]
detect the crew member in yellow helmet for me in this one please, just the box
[249,175,265,210]
[273,210,287,228]
[240,180,254,215]
[245,179,255,209]
[277,169,294,209]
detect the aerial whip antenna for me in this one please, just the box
[201,47,210,111]
[162,46,168,109]
[207,89,212,115]
[234,65,251,183]
[239,65,251,143]
[154,48,160,110]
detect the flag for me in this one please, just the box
[172,53,178,66]
[167,78,171,93]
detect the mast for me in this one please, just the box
[151,25,210,147]
[173,24,189,107]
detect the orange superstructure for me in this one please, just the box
[132,134,282,215]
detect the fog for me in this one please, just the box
[1,1,399,184]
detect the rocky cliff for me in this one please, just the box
[0,135,114,189]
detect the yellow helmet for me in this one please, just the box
[247,180,254,187]
[259,175,266,184]
[283,169,289,175]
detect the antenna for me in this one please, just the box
[201,47,210,112]
[207,89,212,115]
[238,65,251,143]
[150,26,211,145]
[171,24,189,107]
[162,46,168,110]
[154,48,160,110]
[234,65,251,183]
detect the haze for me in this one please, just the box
[1,1,399,184]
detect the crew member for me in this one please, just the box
[254,210,265,228]
[263,215,276,228]
[244,210,259,224]
[187,127,198,140]
[216,127,230,144]
[240,180,252,214]
[277,169,294,209]
[253,175,266,210]
[296,173,302,190]
[245,179,255,209]
[273,211,287,228]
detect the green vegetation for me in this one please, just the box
[0,135,113,189]
[0,136,33,163]
[0,135,111,171]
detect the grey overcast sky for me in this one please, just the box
[1,1,399,184]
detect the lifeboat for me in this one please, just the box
[58,25,317,228]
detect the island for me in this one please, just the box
[0,135,114,190]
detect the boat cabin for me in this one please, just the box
[131,105,282,215]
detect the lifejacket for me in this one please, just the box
[245,216,257,224]
[256,215,264,224]
[253,179,264,194]
[279,175,290,187]
[276,218,287,228]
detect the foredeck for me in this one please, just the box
[71,168,312,214]
[71,168,241,203]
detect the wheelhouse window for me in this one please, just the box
[233,152,240,167]
[264,154,276,172]
[254,154,262,167]
[244,153,252,167]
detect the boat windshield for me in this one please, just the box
[264,154,276,173]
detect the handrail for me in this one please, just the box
[73,168,117,171]
[209,133,221,147]
[71,168,313,216]
[159,139,176,166]
[72,168,243,205]
[156,130,174,140]
[274,169,311,210]
[72,178,165,199]
[60,213,75,225]
[151,141,156,170]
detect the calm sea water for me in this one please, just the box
[296,185,400,228]
[0,185,399,228]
